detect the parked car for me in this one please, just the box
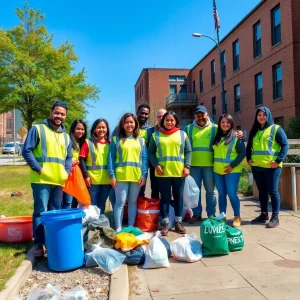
[2,143,22,155]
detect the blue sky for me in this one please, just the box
[0,0,261,130]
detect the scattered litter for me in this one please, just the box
[11,191,22,197]
[27,283,61,300]
[63,286,88,300]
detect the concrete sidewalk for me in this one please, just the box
[129,192,300,300]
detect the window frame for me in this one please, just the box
[271,5,281,46]
[211,60,216,86]
[255,72,263,106]
[273,62,282,100]
[253,21,262,58]
[234,84,241,113]
[232,39,240,71]
[199,69,204,93]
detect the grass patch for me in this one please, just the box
[0,165,33,291]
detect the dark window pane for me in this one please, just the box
[199,70,203,93]
[211,60,216,86]
[272,6,281,45]
[255,73,263,106]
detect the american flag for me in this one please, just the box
[213,0,221,31]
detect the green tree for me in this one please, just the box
[0,3,99,129]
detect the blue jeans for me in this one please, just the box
[214,172,241,217]
[190,166,216,217]
[157,177,184,223]
[252,167,282,214]
[89,184,112,215]
[114,182,140,229]
[31,183,63,246]
[61,192,78,209]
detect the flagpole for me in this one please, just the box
[214,0,226,113]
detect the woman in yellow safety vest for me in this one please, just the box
[62,119,87,209]
[108,113,148,232]
[148,111,192,236]
[246,107,289,228]
[212,114,245,227]
[79,119,111,214]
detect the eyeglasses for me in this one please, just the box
[54,101,68,108]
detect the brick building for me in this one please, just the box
[135,0,300,134]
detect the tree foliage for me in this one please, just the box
[0,3,99,129]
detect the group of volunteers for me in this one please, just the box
[22,100,289,258]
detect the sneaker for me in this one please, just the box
[232,216,242,227]
[266,214,279,228]
[189,215,202,224]
[175,222,186,234]
[34,245,45,258]
[251,213,269,224]
[160,223,169,236]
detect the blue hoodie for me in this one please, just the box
[246,106,289,164]
[22,119,72,175]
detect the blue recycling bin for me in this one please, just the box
[41,208,85,271]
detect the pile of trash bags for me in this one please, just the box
[81,203,244,275]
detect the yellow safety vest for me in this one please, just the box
[86,139,110,184]
[30,124,70,186]
[186,123,217,167]
[251,124,282,168]
[71,142,79,161]
[213,137,242,175]
[113,136,144,182]
[139,128,148,144]
[154,130,186,177]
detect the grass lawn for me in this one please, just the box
[0,165,33,291]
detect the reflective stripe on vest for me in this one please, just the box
[115,136,143,168]
[188,123,216,152]
[252,125,280,156]
[35,124,68,165]
[214,138,236,164]
[155,130,185,163]
[86,139,108,171]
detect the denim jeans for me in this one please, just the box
[214,172,241,216]
[31,183,63,246]
[89,184,112,215]
[190,166,216,217]
[252,167,282,214]
[61,192,78,209]
[157,177,184,223]
[149,164,160,199]
[114,182,141,229]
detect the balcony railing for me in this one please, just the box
[166,93,197,107]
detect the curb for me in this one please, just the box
[109,264,129,300]
[0,247,35,300]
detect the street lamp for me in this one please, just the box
[192,32,226,113]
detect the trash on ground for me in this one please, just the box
[27,283,61,300]
[226,225,244,252]
[171,233,202,262]
[183,175,199,209]
[115,232,150,252]
[63,286,88,300]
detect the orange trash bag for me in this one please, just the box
[63,165,91,206]
[135,197,160,232]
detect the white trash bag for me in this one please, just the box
[183,176,200,209]
[82,205,100,226]
[170,233,202,263]
[143,231,170,269]
[63,286,88,300]
[27,283,61,300]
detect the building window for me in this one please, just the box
[253,21,261,58]
[271,5,281,46]
[233,40,240,71]
[179,84,187,94]
[199,69,203,93]
[169,85,177,94]
[274,117,284,127]
[211,60,216,86]
[169,75,186,82]
[255,73,263,106]
[221,51,226,78]
[234,84,241,112]
[273,62,282,99]
[192,80,196,94]
[212,96,216,121]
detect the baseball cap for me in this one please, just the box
[194,105,207,114]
